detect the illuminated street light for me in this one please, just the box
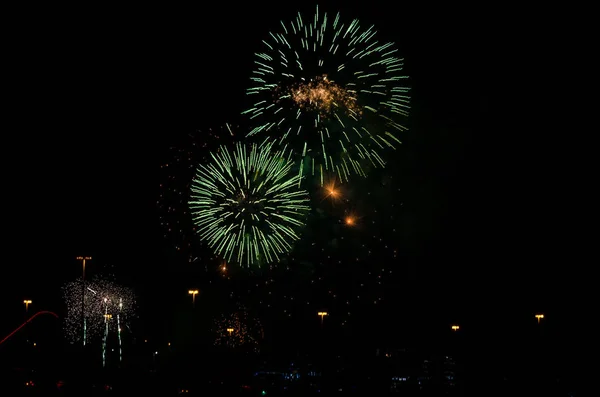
[317,311,328,325]
[188,290,199,307]
[76,256,92,346]
[227,328,234,335]
[451,325,460,331]
[23,300,32,312]
[535,314,544,324]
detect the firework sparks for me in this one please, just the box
[63,276,136,347]
[242,5,410,184]
[290,75,361,116]
[188,141,311,267]
[213,307,262,351]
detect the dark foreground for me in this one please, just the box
[1,347,581,396]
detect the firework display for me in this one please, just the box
[188,141,311,267]
[242,5,410,184]
[150,6,413,346]
[63,276,136,347]
[213,306,263,351]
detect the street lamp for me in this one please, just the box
[535,314,544,324]
[23,300,32,312]
[188,290,199,307]
[226,328,234,348]
[317,311,328,325]
[76,256,92,346]
[451,325,460,331]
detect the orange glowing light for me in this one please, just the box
[451,325,460,331]
[323,182,341,201]
[345,216,355,226]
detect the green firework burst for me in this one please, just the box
[189,142,311,267]
[242,5,410,185]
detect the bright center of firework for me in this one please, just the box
[233,188,262,214]
[291,75,361,117]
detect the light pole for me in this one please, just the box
[451,325,460,331]
[76,256,92,346]
[317,311,328,325]
[188,290,199,308]
[23,300,32,312]
[535,314,544,324]
[227,328,234,348]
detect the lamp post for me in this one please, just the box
[317,311,328,325]
[535,314,544,324]
[23,300,32,312]
[227,328,234,348]
[188,290,199,308]
[451,325,460,331]
[76,256,91,346]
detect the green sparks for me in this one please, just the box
[243,6,410,185]
[189,142,310,267]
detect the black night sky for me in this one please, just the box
[2,2,584,391]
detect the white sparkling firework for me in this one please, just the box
[62,276,136,344]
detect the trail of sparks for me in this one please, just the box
[242,5,410,185]
[189,141,310,267]
[102,299,108,367]
[117,298,122,363]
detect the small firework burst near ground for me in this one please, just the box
[62,276,136,347]
[213,307,263,351]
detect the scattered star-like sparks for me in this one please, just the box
[213,306,263,352]
[158,125,236,265]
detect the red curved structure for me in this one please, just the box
[0,311,59,346]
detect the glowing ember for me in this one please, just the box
[291,75,361,117]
